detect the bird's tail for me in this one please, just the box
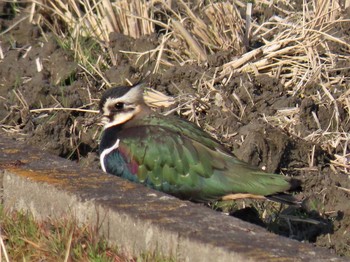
[266,177,302,206]
[266,193,302,206]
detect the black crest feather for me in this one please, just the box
[99,86,133,112]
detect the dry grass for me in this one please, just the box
[3,0,349,174]
[1,1,350,256]
[2,2,350,259]
[239,0,350,173]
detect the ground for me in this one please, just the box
[0,1,349,258]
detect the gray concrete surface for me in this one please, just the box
[0,133,345,261]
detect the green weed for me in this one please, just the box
[0,206,174,261]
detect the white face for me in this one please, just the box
[101,86,143,129]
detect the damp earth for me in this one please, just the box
[1,2,350,258]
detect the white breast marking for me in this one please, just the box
[100,139,120,173]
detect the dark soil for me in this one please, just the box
[1,2,349,258]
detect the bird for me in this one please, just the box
[99,83,300,204]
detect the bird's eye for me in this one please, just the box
[114,102,124,110]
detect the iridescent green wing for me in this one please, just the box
[117,114,291,202]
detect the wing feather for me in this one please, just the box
[106,114,292,202]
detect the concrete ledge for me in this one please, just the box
[0,134,344,261]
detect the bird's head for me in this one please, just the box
[99,83,148,129]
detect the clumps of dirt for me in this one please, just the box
[301,167,350,255]
[1,3,350,258]
[105,32,159,85]
[151,64,207,95]
[154,66,350,255]
[0,14,98,158]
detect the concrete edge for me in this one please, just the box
[0,134,345,262]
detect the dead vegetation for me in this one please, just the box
[20,0,350,174]
[1,0,350,257]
